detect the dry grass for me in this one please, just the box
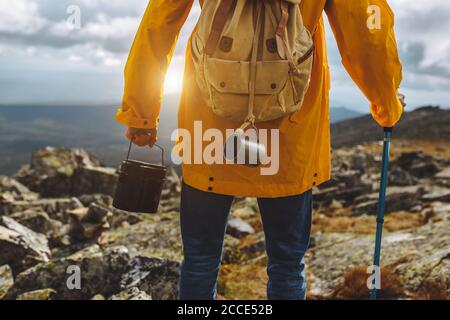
[312,211,428,235]
[334,266,404,300]
[356,139,450,159]
[218,260,268,300]
[414,279,449,300]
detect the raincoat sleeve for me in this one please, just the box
[115,0,194,129]
[325,0,403,127]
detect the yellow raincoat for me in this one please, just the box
[115,0,403,197]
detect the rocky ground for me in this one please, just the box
[0,141,449,300]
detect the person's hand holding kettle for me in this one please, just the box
[126,127,158,147]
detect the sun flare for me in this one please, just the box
[164,69,184,94]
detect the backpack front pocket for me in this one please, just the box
[204,57,298,122]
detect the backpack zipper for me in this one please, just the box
[289,45,314,103]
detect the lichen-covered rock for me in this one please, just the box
[394,248,450,296]
[110,208,143,228]
[231,205,257,219]
[68,203,112,242]
[0,265,14,299]
[160,167,182,200]
[435,167,450,188]
[388,167,418,186]
[238,232,266,259]
[9,209,71,249]
[158,197,181,214]
[0,176,38,203]
[6,245,130,300]
[222,235,244,264]
[109,287,152,300]
[227,217,255,239]
[10,209,63,237]
[120,256,179,300]
[435,167,450,180]
[75,194,142,228]
[393,152,441,178]
[71,166,117,197]
[307,219,450,299]
[0,216,50,274]
[107,213,182,261]
[16,288,56,300]
[14,147,117,197]
[352,186,424,215]
[421,187,450,202]
[77,194,113,208]
[0,197,83,222]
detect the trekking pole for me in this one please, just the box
[370,127,392,300]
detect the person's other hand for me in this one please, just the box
[126,127,158,147]
[398,91,406,109]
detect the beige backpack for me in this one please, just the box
[192,0,314,130]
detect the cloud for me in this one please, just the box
[390,1,450,89]
[0,0,46,33]
[0,0,448,107]
[324,0,450,105]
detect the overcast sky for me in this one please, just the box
[0,0,449,112]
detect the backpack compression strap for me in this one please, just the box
[205,0,237,55]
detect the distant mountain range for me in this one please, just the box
[331,106,450,148]
[328,106,363,123]
[6,98,445,175]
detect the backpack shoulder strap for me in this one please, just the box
[205,0,237,55]
[276,1,289,59]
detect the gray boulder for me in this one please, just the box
[0,216,50,274]
[0,197,83,222]
[394,151,441,178]
[68,204,112,242]
[16,288,57,300]
[10,209,63,237]
[109,287,152,300]
[6,245,130,300]
[0,176,38,202]
[352,186,424,215]
[421,187,450,203]
[227,217,255,239]
[307,219,450,299]
[14,147,117,197]
[0,265,14,299]
[120,256,180,300]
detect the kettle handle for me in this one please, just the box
[126,139,165,167]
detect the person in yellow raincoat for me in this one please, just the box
[115,0,406,300]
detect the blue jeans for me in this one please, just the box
[178,182,312,300]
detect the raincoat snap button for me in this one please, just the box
[208,187,213,191]
[271,83,277,89]
[144,120,148,125]
[220,82,226,88]
[209,177,214,182]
